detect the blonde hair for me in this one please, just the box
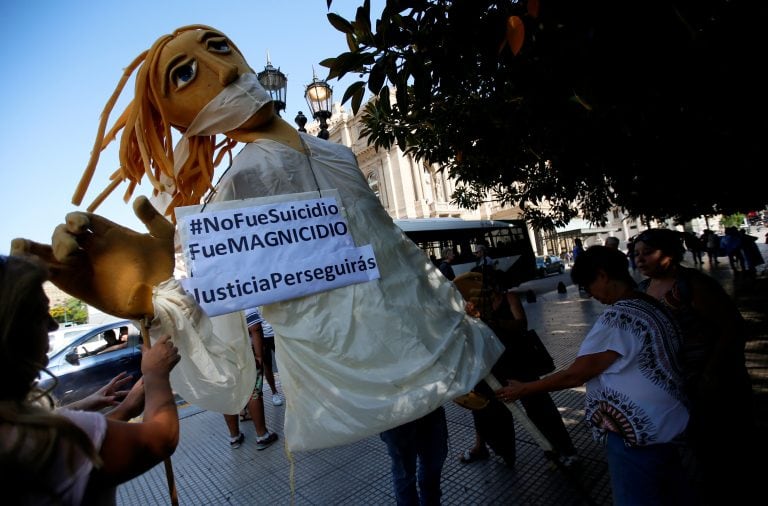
[0,256,101,497]
[72,25,241,219]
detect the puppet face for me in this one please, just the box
[152,28,254,129]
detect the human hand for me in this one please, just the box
[107,378,146,421]
[65,371,134,411]
[142,335,181,379]
[10,196,174,319]
[496,379,526,403]
[465,301,481,318]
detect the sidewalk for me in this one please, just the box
[117,251,768,505]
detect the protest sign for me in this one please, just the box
[176,191,380,316]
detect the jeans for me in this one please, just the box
[604,432,694,506]
[379,407,448,506]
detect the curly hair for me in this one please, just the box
[72,25,240,220]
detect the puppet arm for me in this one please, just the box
[12,196,256,414]
[10,196,174,320]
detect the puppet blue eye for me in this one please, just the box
[207,37,230,54]
[171,60,197,89]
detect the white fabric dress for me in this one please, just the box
[200,133,504,451]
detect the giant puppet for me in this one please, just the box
[12,25,503,451]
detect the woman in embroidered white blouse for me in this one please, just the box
[496,246,693,506]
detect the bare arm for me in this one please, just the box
[105,378,145,422]
[495,350,619,401]
[63,372,133,412]
[91,335,180,486]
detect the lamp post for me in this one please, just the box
[294,111,308,133]
[256,52,287,115]
[304,69,333,140]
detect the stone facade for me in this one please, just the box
[312,102,505,222]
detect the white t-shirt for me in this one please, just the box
[578,298,689,446]
[3,408,111,505]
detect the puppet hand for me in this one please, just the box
[10,196,174,319]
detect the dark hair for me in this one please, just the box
[104,328,117,344]
[634,228,685,263]
[571,245,635,288]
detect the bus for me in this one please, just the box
[394,218,537,287]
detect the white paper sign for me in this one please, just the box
[176,193,380,316]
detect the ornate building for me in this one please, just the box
[312,102,506,222]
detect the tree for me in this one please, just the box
[720,213,746,229]
[322,0,768,229]
[50,298,88,325]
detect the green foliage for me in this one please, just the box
[50,298,88,325]
[721,213,746,229]
[323,1,768,227]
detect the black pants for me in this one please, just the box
[472,379,576,464]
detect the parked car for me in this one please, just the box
[535,255,565,278]
[40,320,143,406]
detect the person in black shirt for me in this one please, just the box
[438,248,456,280]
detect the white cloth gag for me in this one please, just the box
[173,73,271,175]
[152,73,273,214]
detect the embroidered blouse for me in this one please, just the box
[578,298,689,446]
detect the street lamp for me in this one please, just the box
[256,51,287,115]
[304,69,333,140]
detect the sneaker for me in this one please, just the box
[255,431,278,450]
[229,433,245,449]
[546,452,580,470]
[272,394,283,406]
[559,454,580,468]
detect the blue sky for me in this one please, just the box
[0,0,381,252]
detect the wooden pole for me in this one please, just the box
[140,317,179,506]
[483,373,554,452]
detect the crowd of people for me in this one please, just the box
[498,246,693,504]
[4,223,763,505]
[456,269,578,469]
[438,228,761,505]
[653,227,764,274]
[2,20,762,505]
